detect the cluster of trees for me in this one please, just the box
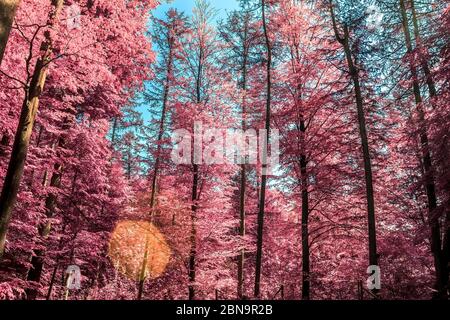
[0,0,448,300]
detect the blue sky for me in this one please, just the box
[154,0,239,22]
[139,1,240,121]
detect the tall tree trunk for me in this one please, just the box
[443,209,450,297]
[26,146,64,300]
[188,41,204,300]
[137,36,175,300]
[237,162,246,299]
[399,0,445,299]
[410,0,449,297]
[149,41,174,215]
[300,119,310,300]
[0,0,21,66]
[237,23,249,300]
[254,0,272,298]
[189,163,199,300]
[0,0,64,260]
[328,0,378,281]
[27,164,62,300]
[46,221,67,300]
[291,38,311,301]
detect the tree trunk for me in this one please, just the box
[291,38,311,301]
[399,0,445,299]
[137,234,150,300]
[300,119,310,300]
[26,161,63,300]
[26,133,65,300]
[254,0,272,298]
[149,40,174,216]
[410,0,449,297]
[328,0,378,283]
[443,209,450,297]
[188,38,204,299]
[0,0,64,260]
[189,163,199,300]
[237,164,246,299]
[137,34,175,301]
[45,221,68,300]
[0,0,21,66]
[237,23,249,300]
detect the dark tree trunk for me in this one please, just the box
[255,0,272,298]
[189,164,199,300]
[0,0,64,260]
[237,21,249,300]
[137,234,150,300]
[188,38,204,299]
[328,0,378,285]
[149,41,174,215]
[300,119,310,300]
[26,135,65,299]
[399,0,445,299]
[137,32,175,301]
[26,161,63,300]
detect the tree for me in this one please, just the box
[0,0,157,298]
[254,0,272,298]
[395,0,446,299]
[219,0,261,299]
[327,0,378,279]
[0,0,65,260]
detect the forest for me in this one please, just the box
[0,0,449,301]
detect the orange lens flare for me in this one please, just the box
[108,220,171,281]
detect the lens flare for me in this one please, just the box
[108,220,171,281]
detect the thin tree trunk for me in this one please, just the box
[254,0,272,298]
[149,40,174,215]
[27,159,73,301]
[137,234,150,300]
[443,209,450,297]
[300,119,310,300]
[410,0,449,297]
[328,0,378,280]
[0,0,21,66]
[237,22,249,300]
[291,39,311,301]
[237,163,246,299]
[399,0,445,299]
[46,221,68,300]
[26,149,64,300]
[136,34,175,301]
[189,163,199,300]
[0,0,64,260]
[188,40,204,300]
[111,117,118,147]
